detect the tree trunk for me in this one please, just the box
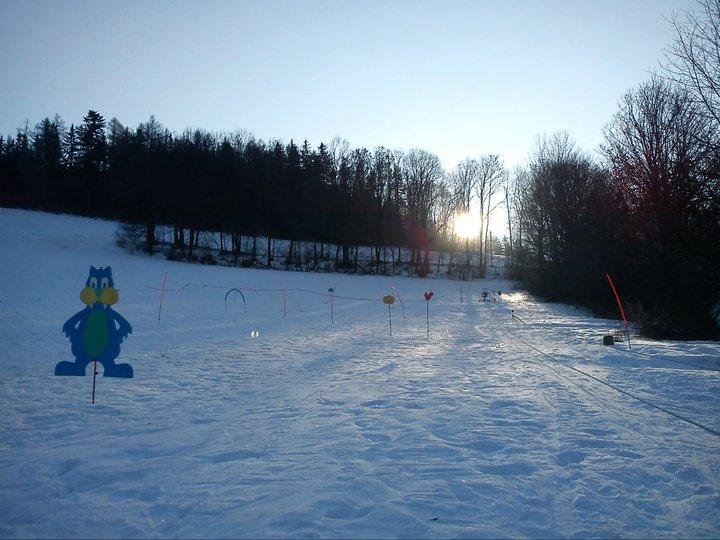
[188,229,199,256]
[505,185,513,264]
[286,239,294,266]
[144,222,155,254]
[230,232,241,262]
[174,226,185,248]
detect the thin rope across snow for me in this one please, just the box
[503,319,720,439]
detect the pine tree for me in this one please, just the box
[77,110,107,212]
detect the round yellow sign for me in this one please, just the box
[383,295,395,305]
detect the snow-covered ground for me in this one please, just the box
[1,208,719,539]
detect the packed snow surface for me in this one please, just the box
[1,208,719,539]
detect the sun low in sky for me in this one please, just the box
[452,212,483,241]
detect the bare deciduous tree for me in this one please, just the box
[602,78,719,336]
[475,155,506,274]
[402,148,443,270]
[664,0,720,139]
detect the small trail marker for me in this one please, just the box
[424,291,434,338]
[282,289,287,317]
[383,295,395,335]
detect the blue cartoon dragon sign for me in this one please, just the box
[55,266,134,378]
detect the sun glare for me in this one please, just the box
[453,212,481,240]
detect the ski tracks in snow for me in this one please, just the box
[0,209,719,538]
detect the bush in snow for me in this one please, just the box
[114,223,146,254]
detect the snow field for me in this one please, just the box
[0,208,719,538]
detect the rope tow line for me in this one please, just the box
[481,304,666,445]
[503,320,720,438]
[510,306,719,374]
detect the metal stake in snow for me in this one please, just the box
[91,359,98,404]
[424,291,434,338]
[328,287,335,324]
[383,295,395,336]
[157,271,168,326]
[392,284,406,319]
[282,289,287,317]
[605,272,631,350]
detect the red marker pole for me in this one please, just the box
[91,359,98,404]
[605,272,631,350]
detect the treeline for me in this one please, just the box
[2,1,719,338]
[509,90,719,339]
[505,1,720,338]
[0,111,503,276]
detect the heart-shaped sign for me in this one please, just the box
[424,291,434,301]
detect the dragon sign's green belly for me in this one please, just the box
[82,310,109,358]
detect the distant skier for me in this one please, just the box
[481,289,489,301]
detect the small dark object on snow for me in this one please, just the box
[603,335,614,346]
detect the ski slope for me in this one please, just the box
[1,208,719,539]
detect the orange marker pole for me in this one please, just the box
[157,271,168,326]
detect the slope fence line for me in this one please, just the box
[141,282,428,303]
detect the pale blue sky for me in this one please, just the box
[0,0,692,170]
